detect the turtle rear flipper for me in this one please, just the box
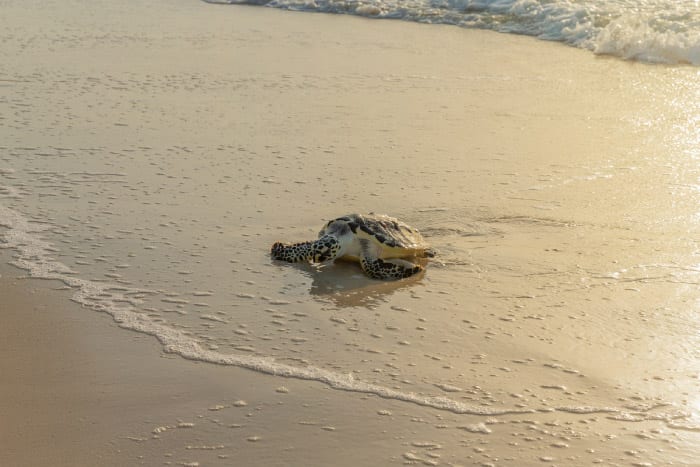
[360,255,423,280]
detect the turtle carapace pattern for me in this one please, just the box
[271,213,434,280]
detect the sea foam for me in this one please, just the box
[204,0,700,65]
[594,14,700,65]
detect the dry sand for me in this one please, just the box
[2,0,700,465]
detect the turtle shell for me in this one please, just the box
[321,213,429,253]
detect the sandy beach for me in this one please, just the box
[3,258,698,466]
[2,256,489,467]
[2,0,700,465]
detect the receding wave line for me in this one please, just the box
[0,202,529,415]
[0,201,691,424]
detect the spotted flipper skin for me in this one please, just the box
[360,256,423,280]
[271,235,341,264]
[271,241,313,263]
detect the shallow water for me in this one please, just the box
[2,0,700,464]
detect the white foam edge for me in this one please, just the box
[0,202,690,421]
[592,15,700,65]
[201,0,700,66]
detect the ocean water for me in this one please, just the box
[205,0,700,65]
[2,0,700,463]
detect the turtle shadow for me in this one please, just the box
[302,260,425,309]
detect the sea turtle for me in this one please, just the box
[271,213,434,280]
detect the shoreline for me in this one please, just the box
[3,251,699,464]
[0,257,238,466]
[2,0,700,464]
[0,257,419,467]
[0,256,519,466]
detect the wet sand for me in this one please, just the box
[2,0,700,465]
[2,257,481,467]
[2,256,698,466]
[0,258,474,467]
[0,259,231,466]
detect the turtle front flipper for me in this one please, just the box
[271,241,313,263]
[360,255,423,280]
[271,235,342,264]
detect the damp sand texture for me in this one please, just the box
[2,0,700,466]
